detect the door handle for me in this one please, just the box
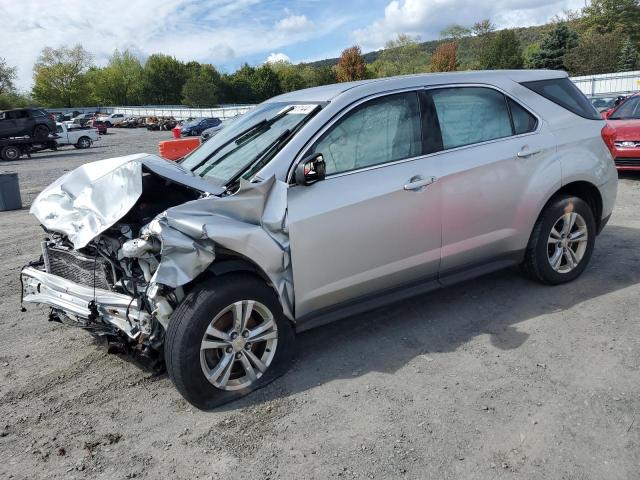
[517,146,542,158]
[403,176,437,191]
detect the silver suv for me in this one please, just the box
[22,71,617,409]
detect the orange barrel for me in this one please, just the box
[171,126,181,139]
[158,137,201,161]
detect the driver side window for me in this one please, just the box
[310,92,422,175]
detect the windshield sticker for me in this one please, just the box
[278,104,317,115]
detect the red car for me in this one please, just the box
[602,93,640,171]
[88,119,108,135]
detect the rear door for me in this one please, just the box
[287,91,443,317]
[426,86,558,282]
[14,110,32,135]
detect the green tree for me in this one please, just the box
[529,23,578,70]
[430,42,458,72]
[370,34,429,77]
[32,45,93,107]
[182,64,221,107]
[250,64,282,101]
[141,54,187,105]
[482,30,523,69]
[299,65,335,87]
[618,37,639,71]
[564,31,623,75]
[0,57,17,95]
[440,24,472,41]
[523,42,541,69]
[470,19,496,69]
[582,0,640,43]
[269,61,305,92]
[88,49,143,105]
[336,46,367,82]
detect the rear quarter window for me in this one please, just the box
[521,78,601,120]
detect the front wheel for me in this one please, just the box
[32,124,50,138]
[522,195,596,285]
[1,145,21,161]
[165,274,295,410]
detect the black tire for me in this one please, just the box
[76,136,91,149]
[32,124,50,138]
[165,274,295,410]
[104,121,112,127]
[1,145,21,161]
[522,195,596,285]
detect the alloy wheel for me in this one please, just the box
[547,211,589,274]
[200,300,278,391]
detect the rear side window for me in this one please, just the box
[508,98,538,134]
[521,78,601,120]
[430,87,512,150]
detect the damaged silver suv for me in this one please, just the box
[22,71,617,409]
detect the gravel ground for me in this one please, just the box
[0,129,639,479]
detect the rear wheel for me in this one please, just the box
[165,274,295,410]
[76,136,91,149]
[522,195,596,285]
[33,124,50,138]
[0,145,20,161]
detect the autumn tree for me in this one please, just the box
[32,45,93,107]
[430,43,458,72]
[371,34,429,77]
[336,46,367,82]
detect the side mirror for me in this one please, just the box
[295,153,326,186]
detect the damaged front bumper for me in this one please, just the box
[21,266,148,339]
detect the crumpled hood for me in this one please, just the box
[30,153,223,248]
[29,153,294,319]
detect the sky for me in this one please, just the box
[1,0,586,91]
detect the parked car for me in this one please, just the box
[590,95,626,113]
[22,71,617,409]
[181,117,222,136]
[53,122,100,149]
[200,123,224,142]
[100,113,126,127]
[89,119,108,135]
[0,108,56,139]
[55,113,74,122]
[72,113,96,127]
[601,92,640,170]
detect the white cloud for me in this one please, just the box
[353,0,585,49]
[0,1,328,90]
[276,14,313,33]
[265,52,291,64]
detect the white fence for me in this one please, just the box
[110,105,254,120]
[571,70,640,97]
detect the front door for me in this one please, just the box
[287,91,442,318]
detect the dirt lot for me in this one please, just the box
[0,128,639,479]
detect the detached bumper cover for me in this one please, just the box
[21,266,148,339]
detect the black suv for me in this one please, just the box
[0,108,56,139]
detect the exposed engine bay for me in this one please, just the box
[21,154,292,365]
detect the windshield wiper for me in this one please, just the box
[225,129,293,189]
[191,106,295,174]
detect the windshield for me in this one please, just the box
[180,102,319,186]
[610,96,640,120]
